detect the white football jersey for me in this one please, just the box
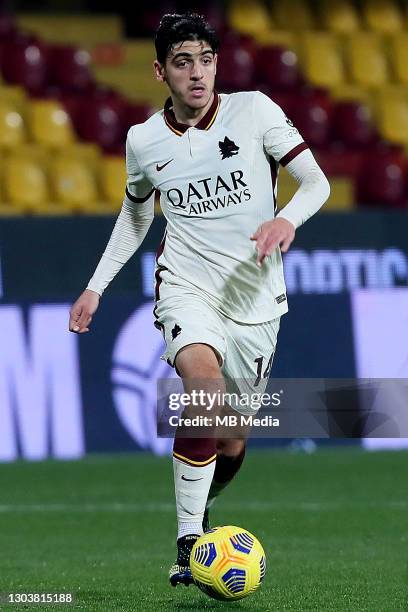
[125,91,308,324]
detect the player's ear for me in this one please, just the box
[154,60,166,82]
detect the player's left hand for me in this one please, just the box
[250,217,295,267]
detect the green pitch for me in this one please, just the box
[0,449,406,611]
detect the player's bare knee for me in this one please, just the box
[175,343,222,379]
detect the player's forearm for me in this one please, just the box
[86,198,154,296]
[277,150,330,229]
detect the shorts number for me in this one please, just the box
[254,352,274,387]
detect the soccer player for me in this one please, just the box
[69,13,330,588]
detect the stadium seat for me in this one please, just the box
[362,0,403,34]
[0,85,27,115]
[390,34,408,85]
[29,99,75,149]
[4,151,50,212]
[300,33,345,90]
[319,0,360,34]
[1,34,49,94]
[227,0,274,41]
[100,155,126,206]
[75,95,126,151]
[291,92,332,147]
[330,84,373,106]
[356,148,406,207]
[0,105,26,149]
[50,45,93,92]
[51,155,99,211]
[255,46,301,91]
[332,101,376,148]
[347,33,389,88]
[216,35,256,91]
[272,0,315,30]
[278,168,354,211]
[376,89,408,145]
[126,103,153,131]
[0,14,16,39]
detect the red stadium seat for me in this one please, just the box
[260,89,296,117]
[255,46,302,91]
[215,33,256,91]
[1,34,49,94]
[332,101,377,148]
[356,148,406,207]
[125,103,153,130]
[0,14,16,39]
[291,91,332,147]
[50,45,93,92]
[75,94,126,152]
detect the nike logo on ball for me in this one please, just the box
[181,475,203,482]
[156,159,173,171]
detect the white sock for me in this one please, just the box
[173,456,216,540]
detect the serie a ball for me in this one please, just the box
[190,526,266,601]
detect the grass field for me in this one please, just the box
[0,449,406,611]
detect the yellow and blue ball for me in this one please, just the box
[190,525,266,601]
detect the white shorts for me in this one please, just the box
[154,273,281,416]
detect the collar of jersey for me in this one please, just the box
[163,91,220,136]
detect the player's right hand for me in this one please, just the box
[69,289,100,333]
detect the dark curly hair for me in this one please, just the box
[155,13,219,64]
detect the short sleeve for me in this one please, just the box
[125,127,155,204]
[254,91,308,166]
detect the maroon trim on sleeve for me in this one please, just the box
[125,186,155,203]
[279,142,309,167]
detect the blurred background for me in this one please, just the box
[0,0,408,461]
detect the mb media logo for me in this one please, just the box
[219,136,239,159]
[111,303,175,455]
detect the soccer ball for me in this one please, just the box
[190,526,266,601]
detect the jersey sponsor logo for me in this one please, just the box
[171,323,182,340]
[219,136,239,159]
[166,170,251,215]
[156,159,174,172]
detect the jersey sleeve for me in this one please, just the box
[125,126,155,205]
[254,91,309,166]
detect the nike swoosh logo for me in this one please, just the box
[156,159,173,172]
[181,475,203,482]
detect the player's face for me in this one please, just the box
[155,40,217,110]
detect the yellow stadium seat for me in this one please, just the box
[227,0,274,41]
[376,88,408,145]
[0,105,26,149]
[300,33,345,89]
[362,0,402,34]
[390,34,408,84]
[277,169,354,211]
[51,155,99,211]
[273,0,315,30]
[62,142,101,173]
[319,0,360,34]
[4,152,50,212]
[0,85,27,114]
[330,84,373,106]
[347,33,389,88]
[29,100,75,149]
[100,155,126,207]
